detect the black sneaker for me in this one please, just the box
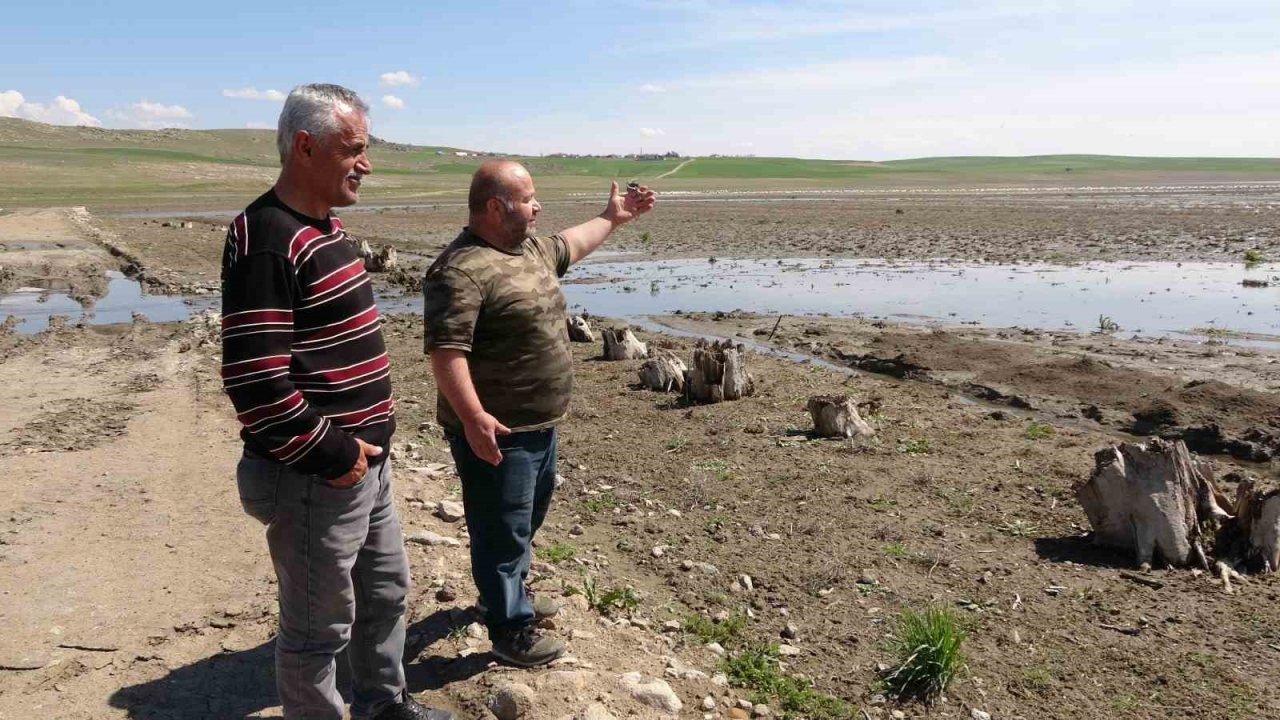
[371,696,456,720]
[491,625,565,667]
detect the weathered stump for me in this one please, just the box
[352,236,397,272]
[602,328,647,360]
[688,339,754,404]
[807,395,874,439]
[1234,478,1280,573]
[638,349,687,392]
[1075,439,1231,569]
[567,315,595,343]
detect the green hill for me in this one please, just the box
[1,117,1276,209]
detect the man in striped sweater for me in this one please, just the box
[221,84,453,720]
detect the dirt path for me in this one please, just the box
[656,159,696,180]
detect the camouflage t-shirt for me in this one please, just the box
[423,228,573,434]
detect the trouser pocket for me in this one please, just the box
[236,454,282,525]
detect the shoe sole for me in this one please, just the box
[490,644,566,668]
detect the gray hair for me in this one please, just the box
[276,83,369,165]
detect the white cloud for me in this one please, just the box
[0,90,101,126]
[103,99,193,129]
[639,127,665,137]
[381,95,406,110]
[131,100,192,120]
[223,87,286,101]
[379,71,419,87]
[640,83,666,93]
[678,55,961,93]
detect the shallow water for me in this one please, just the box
[0,272,217,332]
[556,258,1280,347]
[5,261,1279,348]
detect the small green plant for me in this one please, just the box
[1024,421,1055,440]
[640,230,652,244]
[446,624,470,643]
[578,570,638,615]
[1244,248,1265,265]
[663,437,686,452]
[882,542,909,558]
[722,644,857,719]
[1020,666,1053,691]
[1096,314,1121,334]
[597,585,640,614]
[897,438,931,456]
[996,518,1039,537]
[684,612,748,645]
[1111,694,1141,713]
[579,492,619,514]
[705,516,727,533]
[881,606,967,703]
[697,459,734,481]
[868,497,899,513]
[536,542,577,564]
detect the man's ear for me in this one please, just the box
[292,130,313,164]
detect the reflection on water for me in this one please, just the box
[6,261,1279,348]
[0,272,217,333]
[552,258,1280,347]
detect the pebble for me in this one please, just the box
[740,574,754,592]
[680,559,695,571]
[487,682,536,720]
[406,530,461,547]
[706,642,726,655]
[971,711,992,720]
[651,546,666,558]
[580,703,617,720]
[435,587,456,602]
[777,644,802,656]
[737,698,755,710]
[711,672,729,687]
[701,696,717,711]
[618,672,682,714]
[435,501,465,522]
[570,524,585,536]
[753,703,772,717]
[781,622,798,640]
[892,711,906,719]
[661,620,682,633]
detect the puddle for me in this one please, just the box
[1,272,217,333]
[7,260,1279,349]
[554,258,1280,348]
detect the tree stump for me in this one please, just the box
[1075,439,1231,569]
[1234,478,1280,573]
[602,328,647,360]
[638,349,687,392]
[567,315,595,343]
[688,339,754,404]
[806,395,874,439]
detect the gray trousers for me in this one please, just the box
[237,452,410,720]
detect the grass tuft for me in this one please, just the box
[684,612,748,645]
[722,643,857,719]
[882,606,967,703]
[536,542,577,564]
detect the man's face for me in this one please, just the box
[310,108,371,210]
[498,171,541,244]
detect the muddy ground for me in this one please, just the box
[1,194,1279,719]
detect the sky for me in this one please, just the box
[3,0,1279,160]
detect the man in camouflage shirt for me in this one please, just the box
[423,160,655,666]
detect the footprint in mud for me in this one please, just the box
[3,398,136,453]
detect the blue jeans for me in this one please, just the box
[448,428,557,635]
[236,453,410,720]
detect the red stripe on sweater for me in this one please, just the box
[236,391,304,426]
[222,309,294,329]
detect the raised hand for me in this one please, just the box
[604,180,657,227]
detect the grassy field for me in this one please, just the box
[1,117,1277,209]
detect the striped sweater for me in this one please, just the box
[220,190,395,479]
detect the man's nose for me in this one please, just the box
[357,152,372,175]
[532,199,541,213]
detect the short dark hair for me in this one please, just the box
[468,168,511,214]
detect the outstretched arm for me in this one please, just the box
[560,181,657,265]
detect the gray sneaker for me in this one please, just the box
[491,625,565,668]
[475,590,562,620]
